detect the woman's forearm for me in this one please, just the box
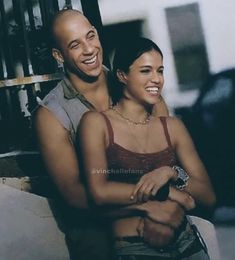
[89,180,138,206]
[184,177,216,208]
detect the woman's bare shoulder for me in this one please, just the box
[79,111,107,129]
[167,116,185,128]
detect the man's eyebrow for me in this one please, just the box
[87,27,96,35]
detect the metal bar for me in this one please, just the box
[26,0,36,31]
[0,0,16,152]
[13,0,38,118]
[80,0,110,69]
[0,0,15,78]
[38,0,47,27]
[16,0,33,75]
[0,39,7,79]
[65,0,72,9]
[0,73,63,88]
[39,0,58,28]
[52,0,60,12]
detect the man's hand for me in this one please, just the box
[137,217,175,248]
[139,200,185,229]
[169,186,195,211]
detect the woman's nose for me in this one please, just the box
[151,72,160,83]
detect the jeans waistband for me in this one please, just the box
[115,236,144,243]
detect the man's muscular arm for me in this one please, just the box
[35,106,88,208]
[153,95,169,117]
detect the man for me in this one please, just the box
[35,9,188,260]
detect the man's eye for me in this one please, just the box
[158,69,164,74]
[70,43,80,49]
[88,33,96,40]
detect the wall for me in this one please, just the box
[99,0,235,109]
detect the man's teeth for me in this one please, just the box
[146,87,159,94]
[84,56,97,64]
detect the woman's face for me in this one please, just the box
[122,50,164,105]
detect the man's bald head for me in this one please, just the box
[50,9,91,49]
[50,8,103,80]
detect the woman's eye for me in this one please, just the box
[140,69,150,73]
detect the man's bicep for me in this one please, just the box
[154,96,169,117]
[35,107,80,196]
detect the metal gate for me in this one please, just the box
[0,0,107,152]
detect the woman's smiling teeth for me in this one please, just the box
[146,87,159,94]
[84,55,97,64]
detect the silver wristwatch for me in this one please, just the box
[172,165,189,190]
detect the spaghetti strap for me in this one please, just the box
[100,112,114,144]
[159,117,173,148]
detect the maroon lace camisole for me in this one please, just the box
[101,114,177,184]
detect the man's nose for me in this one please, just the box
[82,41,93,54]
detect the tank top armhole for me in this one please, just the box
[100,112,114,145]
[159,117,173,148]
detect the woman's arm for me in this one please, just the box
[168,117,216,208]
[78,111,139,206]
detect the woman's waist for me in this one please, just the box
[112,216,141,237]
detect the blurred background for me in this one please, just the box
[0,0,235,258]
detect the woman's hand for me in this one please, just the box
[131,166,176,202]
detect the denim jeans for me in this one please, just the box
[115,249,209,260]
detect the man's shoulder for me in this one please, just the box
[40,80,65,107]
[37,80,73,132]
[37,78,90,140]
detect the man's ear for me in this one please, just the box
[52,48,64,64]
[116,69,127,85]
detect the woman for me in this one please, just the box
[78,37,216,259]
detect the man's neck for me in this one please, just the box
[67,70,110,111]
[67,70,105,94]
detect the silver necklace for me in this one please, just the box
[112,105,151,125]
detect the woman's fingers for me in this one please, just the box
[141,183,155,202]
[132,180,157,202]
[151,185,160,196]
[131,179,144,200]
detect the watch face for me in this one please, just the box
[176,166,189,179]
[175,178,185,186]
[172,166,189,190]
